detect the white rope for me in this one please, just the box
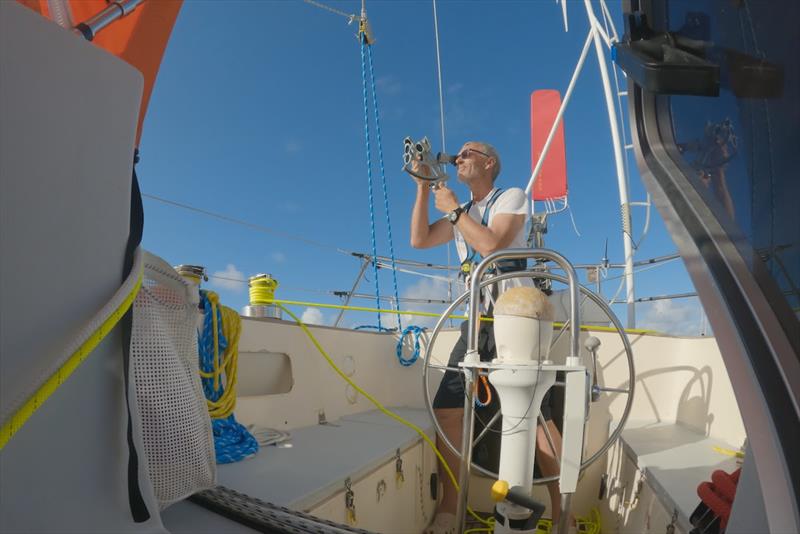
[567,202,582,237]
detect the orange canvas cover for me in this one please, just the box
[18,0,183,147]
[530,89,568,201]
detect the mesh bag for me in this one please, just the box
[131,251,216,509]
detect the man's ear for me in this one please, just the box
[484,157,496,174]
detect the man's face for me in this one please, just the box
[455,142,493,184]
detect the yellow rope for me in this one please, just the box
[713,445,745,459]
[269,297,480,321]
[200,291,242,419]
[0,272,143,450]
[249,277,278,305]
[277,303,493,527]
[261,297,657,335]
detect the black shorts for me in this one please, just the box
[432,320,553,421]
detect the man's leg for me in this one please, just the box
[536,419,564,523]
[435,407,464,515]
[427,321,471,532]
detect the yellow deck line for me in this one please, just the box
[257,298,658,335]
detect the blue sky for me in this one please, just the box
[137,0,705,335]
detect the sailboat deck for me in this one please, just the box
[162,407,433,532]
[614,420,742,532]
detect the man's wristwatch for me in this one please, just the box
[447,206,464,225]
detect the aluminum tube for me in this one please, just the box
[556,494,573,534]
[548,251,680,271]
[589,11,612,49]
[599,0,620,42]
[467,249,581,367]
[634,292,697,303]
[525,31,594,196]
[352,252,460,271]
[76,0,143,41]
[584,0,636,328]
[341,292,451,305]
[633,252,681,266]
[333,259,370,327]
[454,371,477,532]
[424,269,635,485]
[456,249,581,530]
[610,292,698,304]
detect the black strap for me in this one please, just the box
[121,150,150,522]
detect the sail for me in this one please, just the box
[17,0,183,147]
[530,89,568,202]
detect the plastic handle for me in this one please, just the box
[505,487,546,518]
[613,41,719,96]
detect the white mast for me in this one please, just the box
[525,0,637,327]
[584,0,636,328]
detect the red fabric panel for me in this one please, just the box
[530,90,568,201]
[16,0,183,147]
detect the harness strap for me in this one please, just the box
[461,188,504,264]
[460,188,527,275]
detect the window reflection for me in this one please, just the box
[667,1,799,319]
[678,118,738,220]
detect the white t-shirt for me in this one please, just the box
[452,187,532,307]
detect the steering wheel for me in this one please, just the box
[421,270,636,484]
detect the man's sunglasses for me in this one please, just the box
[453,148,492,164]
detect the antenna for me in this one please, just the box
[557,0,569,32]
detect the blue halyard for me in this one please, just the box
[360,31,401,332]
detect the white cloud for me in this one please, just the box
[447,82,464,94]
[301,307,327,326]
[384,276,457,330]
[209,264,246,293]
[271,252,287,264]
[376,75,403,96]
[638,299,705,336]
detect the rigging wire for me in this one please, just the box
[302,0,357,23]
[605,256,681,305]
[431,0,455,325]
[374,262,455,283]
[207,274,331,295]
[432,0,447,152]
[142,193,342,253]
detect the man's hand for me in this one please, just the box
[410,159,433,187]
[434,184,460,214]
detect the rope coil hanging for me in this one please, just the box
[199,290,258,464]
[396,325,425,367]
